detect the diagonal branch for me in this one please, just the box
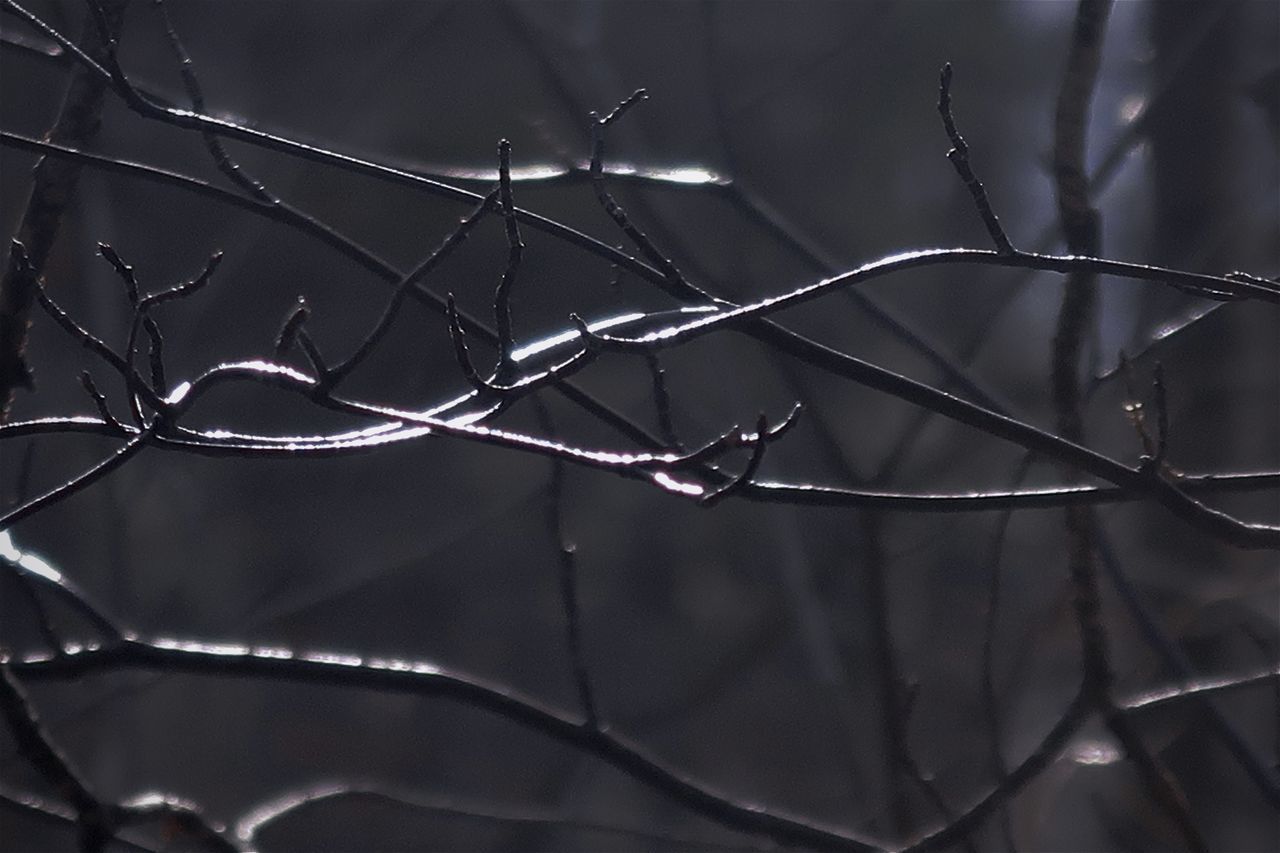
[0,0,128,422]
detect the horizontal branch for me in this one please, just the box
[1119,668,1280,714]
[584,250,1277,355]
[0,356,794,529]
[5,414,1278,513]
[4,4,1276,551]
[5,141,1275,546]
[1,530,125,641]
[235,781,765,851]
[9,639,886,852]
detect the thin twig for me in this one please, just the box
[644,352,682,450]
[3,652,231,851]
[78,372,123,432]
[2,0,679,294]
[701,414,771,507]
[534,401,599,729]
[902,691,1092,852]
[589,88,704,299]
[5,410,1276,513]
[6,566,63,657]
[977,456,1035,853]
[938,64,1015,255]
[327,190,498,388]
[273,297,310,359]
[153,0,273,203]
[22,244,166,414]
[494,139,524,373]
[0,131,677,453]
[1151,362,1169,467]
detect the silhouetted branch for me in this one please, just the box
[643,352,682,450]
[0,426,157,531]
[77,372,123,433]
[1119,668,1280,714]
[4,411,1276,513]
[494,139,525,371]
[10,639,887,852]
[903,690,1092,853]
[591,88,694,294]
[153,0,273,203]
[1051,4,1206,850]
[1,657,237,852]
[234,781,770,851]
[1094,524,1280,806]
[2,6,1273,849]
[977,456,1035,853]
[1,530,125,641]
[0,786,157,853]
[0,658,109,850]
[2,0,674,290]
[535,401,599,730]
[0,0,127,421]
[327,190,498,389]
[938,63,1015,255]
[2,137,1273,548]
[20,242,166,414]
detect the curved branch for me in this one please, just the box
[235,781,767,851]
[4,135,1274,548]
[11,640,887,853]
[4,415,1277,513]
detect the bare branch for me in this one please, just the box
[0,425,157,532]
[937,63,1015,254]
[11,640,886,852]
[234,781,768,851]
[494,139,524,371]
[0,658,107,849]
[0,0,128,422]
[903,691,1092,852]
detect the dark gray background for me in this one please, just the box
[2,1,1277,850]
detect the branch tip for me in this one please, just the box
[273,297,310,359]
[96,243,139,302]
[935,63,1015,254]
[446,295,481,385]
[596,88,649,128]
[702,413,769,507]
[569,313,600,352]
[1152,361,1169,466]
[768,402,804,440]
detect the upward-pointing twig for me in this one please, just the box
[494,139,525,374]
[589,89,696,293]
[938,63,1016,255]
